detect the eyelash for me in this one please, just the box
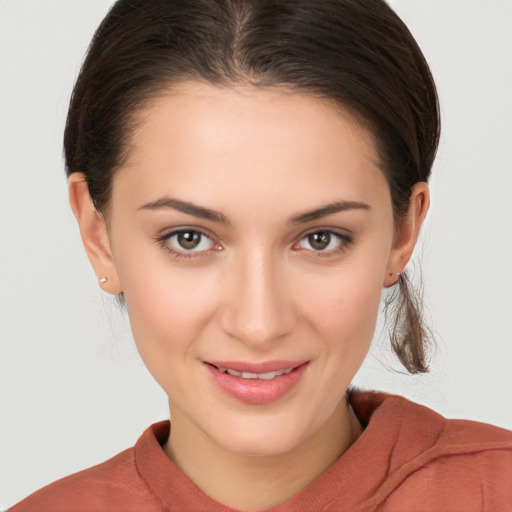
[293,230,354,257]
[156,228,219,260]
[156,228,354,260]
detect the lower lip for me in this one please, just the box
[205,363,309,405]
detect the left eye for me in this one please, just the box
[297,231,346,252]
[166,230,215,252]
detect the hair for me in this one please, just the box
[64,0,440,374]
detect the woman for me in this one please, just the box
[9,0,512,510]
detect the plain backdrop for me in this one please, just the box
[1,0,511,508]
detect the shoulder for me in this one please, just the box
[383,417,512,511]
[352,391,512,511]
[9,425,166,512]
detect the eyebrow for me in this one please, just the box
[139,197,370,225]
[139,197,230,224]
[290,200,371,224]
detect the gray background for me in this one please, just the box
[1,0,511,508]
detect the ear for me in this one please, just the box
[384,182,430,287]
[68,173,123,295]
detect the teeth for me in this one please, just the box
[258,371,279,380]
[218,367,294,380]
[241,371,258,379]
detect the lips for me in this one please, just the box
[204,360,309,404]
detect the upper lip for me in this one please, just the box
[205,360,309,373]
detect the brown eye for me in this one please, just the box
[295,230,352,254]
[177,231,201,250]
[164,230,215,253]
[307,231,331,250]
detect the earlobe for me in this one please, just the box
[68,173,123,295]
[384,182,430,287]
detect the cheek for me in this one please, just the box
[307,273,382,343]
[297,249,388,365]
[306,280,382,411]
[120,266,225,406]
[117,256,220,365]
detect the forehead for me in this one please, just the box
[114,81,389,216]
[129,81,378,162]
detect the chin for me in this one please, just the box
[209,413,316,458]
[222,433,304,458]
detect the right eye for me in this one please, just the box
[169,230,214,251]
[158,229,220,259]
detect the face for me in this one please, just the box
[86,82,406,456]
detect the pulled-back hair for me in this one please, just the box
[64,0,440,373]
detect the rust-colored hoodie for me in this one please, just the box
[11,392,512,511]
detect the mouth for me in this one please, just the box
[204,360,309,404]
[212,366,294,380]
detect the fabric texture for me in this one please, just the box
[10,391,512,511]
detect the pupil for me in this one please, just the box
[309,232,330,250]
[178,231,200,249]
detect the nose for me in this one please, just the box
[218,251,297,349]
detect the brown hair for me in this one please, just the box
[64,0,440,373]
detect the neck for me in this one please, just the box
[164,398,362,511]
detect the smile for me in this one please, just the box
[216,367,294,380]
[205,361,309,404]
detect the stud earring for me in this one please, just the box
[386,272,402,287]
[99,276,108,284]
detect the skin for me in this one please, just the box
[69,81,429,511]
